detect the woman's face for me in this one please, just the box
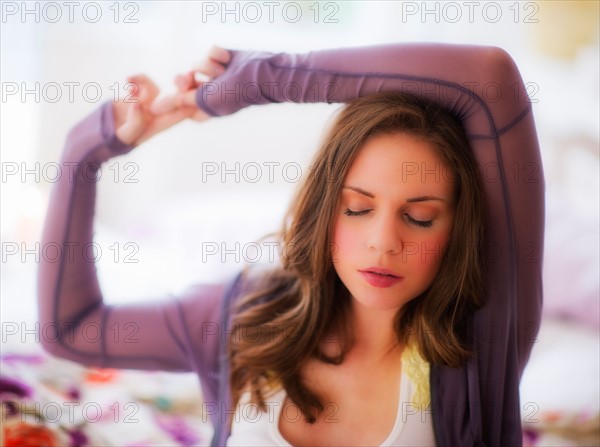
[331,132,456,311]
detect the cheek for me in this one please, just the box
[331,218,358,263]
[411,231,452,279]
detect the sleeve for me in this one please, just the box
[36,101,227,381]
[195,43,544,447]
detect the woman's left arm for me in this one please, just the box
[190,43,544,371]
[176,43,544,447]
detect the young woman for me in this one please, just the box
[38,43,544,446]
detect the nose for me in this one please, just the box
[367,211,402,255]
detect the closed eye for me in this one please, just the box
[344,208,371,217]
[406,214,433,228]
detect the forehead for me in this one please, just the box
[344,133,455,198]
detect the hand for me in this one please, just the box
[150,45,232,121]
[113,74,200,146]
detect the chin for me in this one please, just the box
[350,288,409,311]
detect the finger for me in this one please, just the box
[128,100,146,128]
[175,72,196,92]
[208,45,231,64]
[150,94,179,115]
[175,89,198,108]
[193,58,225,79]
[193,71,211,84]
[116,102,145,145]
[150,88,197,115]
[127,74,160,105]
[137,106,197,145]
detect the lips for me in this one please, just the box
[358,268,403,288]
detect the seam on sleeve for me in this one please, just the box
[267,61,501,139]
[496,104,531,137]
[53,142,106,358]
[101,306,111,367]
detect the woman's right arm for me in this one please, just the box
[36,78,225,375]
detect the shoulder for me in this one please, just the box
[224,263,293,317]
[236,263,293,299]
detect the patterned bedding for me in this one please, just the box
[1,348,213,446]
[2,316,598,446]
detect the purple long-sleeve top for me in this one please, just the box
[37,43,544,447]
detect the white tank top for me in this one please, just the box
[227,344,437,446]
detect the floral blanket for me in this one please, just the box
[1,347,213,446]
[2,331,598,446]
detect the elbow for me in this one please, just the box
[487,46,524,84]
[39,338,61,359]
[477,46,531,109]
[35,302,73,360]
[38,332,97,368]
[484,46,522,82]
[486,46,514,65]
[37,321,67,359]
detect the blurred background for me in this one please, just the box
[1,1,599,445]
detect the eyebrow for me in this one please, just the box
[342,185,445,203]
[343,185,374,198]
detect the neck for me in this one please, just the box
[347,299,402,360]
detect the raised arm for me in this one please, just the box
[196,44,526,135]
[191,43,544,447]
[36,78,225,386]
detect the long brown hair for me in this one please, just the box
[228,91,487,423]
